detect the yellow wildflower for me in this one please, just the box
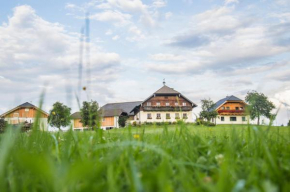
[52,111,56,115]
[133,134,140,139]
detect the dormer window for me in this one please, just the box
[147,102,151,106]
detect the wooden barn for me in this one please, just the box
[0,102,49,131]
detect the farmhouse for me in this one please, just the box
[100,101,142,129]
[70,101,142,130]
[0,102,48,131]
[212,95,249,124]
[131,82,197,123]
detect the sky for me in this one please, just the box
[0,0,290,125]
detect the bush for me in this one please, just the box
[132,121,137,127]
[196,119,216,126]
[21,121,33,132]
[0,118,8,133]
[118,116,128,128]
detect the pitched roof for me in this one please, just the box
[0,102,48,117]
[18,102,35,108]
[101,101,142,116]
[142,85,197,107]
[213,95,244,110]
[154,85,179,95]
[71,112,81,119]
[101,109,126,117]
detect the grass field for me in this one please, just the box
[1,123,290,192]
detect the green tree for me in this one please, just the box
[245,91,275,125]
[0,118,8,133]
[80,101,100,129]
[199,98,218,123]
[118,116,128,128]
[48,102,71,130]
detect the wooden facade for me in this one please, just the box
[5,108,48,119]
[101,117,115,127]
[217,102,246,116]
[73,119,83,128]
[141,95,192,111]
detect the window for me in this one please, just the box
[240,107,244,110]
[221,107,225,110]
[242,117,246,121]
[230,117,237,121]
[235,107,239,110]
[221,116,225,121]
[156,113,161,119]
[13,113,19,118]
[175,113,180,119]
[226,107,230,110]
[156,102,160,106]
[166,113,170,119]
[182,102,186,106]
[183,113,188,119]
[147,113,152,119]
[147,102,151,106]
[175,102,179,106]
[25,108,29,112]
[166,102,170,106]
[164,96,168,99]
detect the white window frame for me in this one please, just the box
[147,102,151,106]
[156,102,160,106]
[182,102,186,106]
[166,102,170,106]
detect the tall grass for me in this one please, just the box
[0,124,290,191]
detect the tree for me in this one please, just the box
[48,102,71,130]
[199,98,218,123]
[118,116,128,128]
[0,118,7,133]
[80,101,100,129]
[245,91,275,125]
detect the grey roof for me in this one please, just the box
[101,109,125,117]
[213,95,243,110]
[101,101,142,116]
[18,102,35,108]
[71,112,81,119]
[155,85,179,94]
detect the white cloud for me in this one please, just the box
[90,10,132,26]
[165,12,173,19]
[105,29,113,35]
[225,0,239,5]
[150,54,184,61]
[152,0,167,8]
[112,35,120,40]
[0,5,121,113]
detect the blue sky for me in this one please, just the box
[0,0,290,125]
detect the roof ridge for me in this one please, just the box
[104,101,142,105]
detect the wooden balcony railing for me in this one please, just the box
[143,106,192,111]
[218,110,245,113]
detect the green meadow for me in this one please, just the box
[1,124,290,192]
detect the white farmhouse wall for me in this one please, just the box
[135,111,194,123]
[4,117,48,131]
[214,115,250,125]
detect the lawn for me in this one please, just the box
[0,123,290,191]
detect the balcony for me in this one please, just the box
[218,110,245,114]
[143,106,192,111]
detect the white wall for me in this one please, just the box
[134,111,194,123]
[214,115,249,125]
